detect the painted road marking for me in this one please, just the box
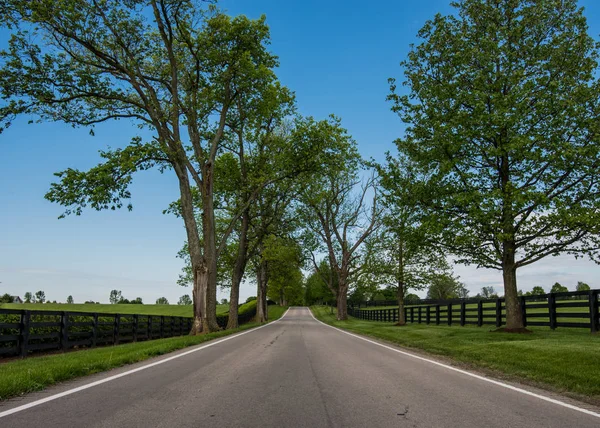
[0,308,290,419]
[308,307,600,420]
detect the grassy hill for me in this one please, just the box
[0,302,230,317]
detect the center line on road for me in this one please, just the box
[307,307,600,420]
[0,308,290,419]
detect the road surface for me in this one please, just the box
[0,307,598,427]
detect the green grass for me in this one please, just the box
[0,303,230,317]
[0,305,288,401]
[311,306,600,402]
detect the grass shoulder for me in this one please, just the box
[311,305,600,404]
[0,305,288,401]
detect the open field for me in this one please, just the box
[311,306,600,402]
[0,305,288,401]
[0,303,230,317]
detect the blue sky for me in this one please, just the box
[1,0,599,303]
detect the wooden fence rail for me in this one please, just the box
[0,305,257,358]
[348,289,600,333]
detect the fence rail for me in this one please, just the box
[348,289,600,333]
[0,305,257,358]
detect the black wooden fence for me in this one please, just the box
[0,304,257,358]
[348,289,600,333]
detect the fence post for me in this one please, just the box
[148,315,153,340]
[160,316,165,338]
[495,298,502,328]
[460,302,466,327]
[447,304,452,326]
[19,310,30,358]
[426,306,431,325]
[435,305,440,325]
[60,311,69,350]
[549,293,557,330]
[588,290,598,333]
[410,307,415,323]
[477,300,483,327]
[418,307,422,324]
[113,314,121,345]
[520,296,527,328]
[180,317,184,335]
[133,314,138,342]
[92,313,98,347]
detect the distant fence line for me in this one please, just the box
[348,289,600,333]
[0,305,257,358]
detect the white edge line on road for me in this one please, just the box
[0,307,291,419]
[308,307,600,420]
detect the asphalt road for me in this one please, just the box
[1,307,599,427]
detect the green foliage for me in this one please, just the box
[34,290,45,304]
[305,260,335,305]
[426,274,466,300]
[178,295,192,305]
[264,235,305,306]
[66,295,74,304]
[155,297,169,305]
[0,294,14,304]
[551,283,569,294]
[245,296,257,303]
[388,0,600,327]
[529,286,546,296]
[109,290,122,305]
[23,292,32,303]
[577,282,591,292]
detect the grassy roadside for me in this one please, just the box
[0,305,288,401]
[311,306,600,403]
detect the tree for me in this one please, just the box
[178,295,192,305]
[388,0,600,330]
[66,295,74,304]
[529,286,546,296]
[0,293,14,303]
[577,282,591,291]
[23,292,32,303]
[480,286,498,299]
[0,2,302,334]
[372,158,451,325]
[131,297,144,304]
[156,297,169,305]
[305,263,335,306]
[220,298,228,305]
[109,290,122,305]
[35,290,45,304]
[551,282,569,294]
[426,274,464,300]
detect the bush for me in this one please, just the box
[245,296,257,303]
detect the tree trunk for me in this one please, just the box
[173,163,206,335]
[502,241,524,330]
[226,210,250,330]
[397,282,406,326]
[336,284,348,320]
[256,259,268,323]
[396,241,406,326]
[200,162,220,332]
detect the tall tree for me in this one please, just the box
[35,290,46,304]
[109,290,122,305]
[67,295,74,304]
[0,1,290,333]
[388,0,600,330]
[23,292,32,304]
[178,294,192,305]
[301,152,381,320]
[374,158,450,325]
[156,297,169,305]
[426,274,465,300]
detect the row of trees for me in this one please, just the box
[3,0,600,332]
